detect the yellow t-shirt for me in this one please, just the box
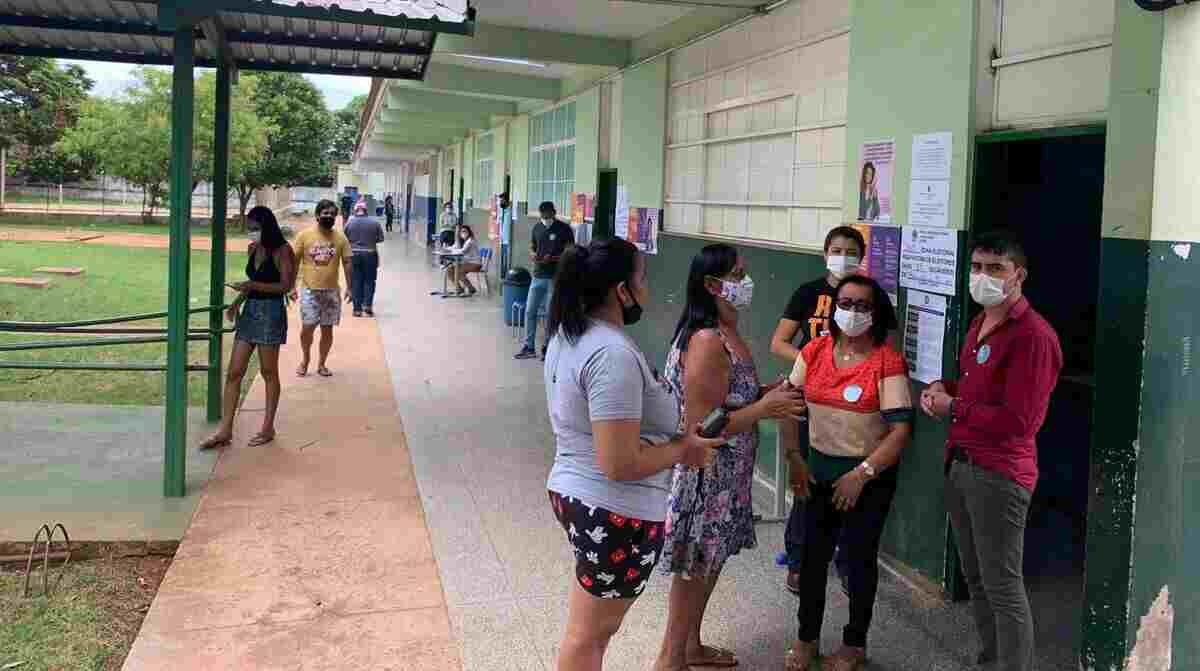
[293,228,351,290]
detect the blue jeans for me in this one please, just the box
[351,252,379,311]
[523,277,553,352]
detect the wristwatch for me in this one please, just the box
[857,461,876,480]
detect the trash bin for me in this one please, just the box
[503,267,532,326]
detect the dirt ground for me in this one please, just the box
[0,554,172,671]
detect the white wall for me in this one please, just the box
[987,0,1115,129]
[1151,3,1200,243]
[663,0,851,248]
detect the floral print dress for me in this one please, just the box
[659,328,759,578]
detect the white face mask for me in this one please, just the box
[969,272,1010,308]
[834,307,873,337]
[827,255,861,280]
[247,230,261,244]
[718,276,754,310]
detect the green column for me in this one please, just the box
[164,27,195,498]
[207,62,231,423]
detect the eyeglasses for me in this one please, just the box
[836,299,874,313]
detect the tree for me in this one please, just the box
[0,55,95,181]
[327,94,367,167]
[231,73,332,224]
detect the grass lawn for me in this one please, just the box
[0,241,252,406]
[0,212,239,238]
[0,556,170,671]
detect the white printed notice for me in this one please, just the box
[903,290,947,384]
[900,226,958,295]
[908,132,952,228]
[615,185,630,239]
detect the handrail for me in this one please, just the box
[2,327,235,336]
[0,304,230,331]
[0,334,213,353]
[0,362,210,372]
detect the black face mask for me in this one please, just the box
[318,215,336,229]
[621,292,643,326]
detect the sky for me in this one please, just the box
[62,60,371,111]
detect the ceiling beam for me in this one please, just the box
[394,63,560,101]
[386,89,519,116]
[434,23,630,68]
[373,128,471,144]
[376,114,485,132]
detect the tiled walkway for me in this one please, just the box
[126,232,1073,670]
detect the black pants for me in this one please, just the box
[785,428,850,575]
[797,471,897,648]
[385,215,394,231]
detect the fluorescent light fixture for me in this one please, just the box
[443,53,548,68]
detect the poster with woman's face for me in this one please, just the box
[858,140,895,224]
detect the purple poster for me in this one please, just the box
[868,225,901,296]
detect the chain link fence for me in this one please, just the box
[0,178,254,217]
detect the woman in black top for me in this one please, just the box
[199,206,296,450]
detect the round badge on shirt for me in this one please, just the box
[977,345,992,365]
[843,385,864,403]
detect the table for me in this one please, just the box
[431,250,464,298]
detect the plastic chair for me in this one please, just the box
[470,248,493,296]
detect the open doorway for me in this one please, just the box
[967,129,1105,669]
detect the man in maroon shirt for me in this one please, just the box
[920,232,1062,671]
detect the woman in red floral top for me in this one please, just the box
[783,275,913,671]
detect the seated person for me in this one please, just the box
[446,224,483,296]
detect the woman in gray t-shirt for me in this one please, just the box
[543,238,724,671]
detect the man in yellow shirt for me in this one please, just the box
[290,199,352,377]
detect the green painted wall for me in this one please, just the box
[616,61,668,209]
[839,0,978,579]
[510,115,530,208]
[575,87,601,198]
[630,7,755,63]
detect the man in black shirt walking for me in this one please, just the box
[771,225,866,595]
[515,201,575,360]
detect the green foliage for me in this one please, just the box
[327,93,368,166]
[0,55,95,181]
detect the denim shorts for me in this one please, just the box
[236,297,287,346]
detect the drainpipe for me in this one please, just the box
[1134,0,1198,10]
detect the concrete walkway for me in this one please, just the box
[122,280,460,669]
[125,232,1073,670]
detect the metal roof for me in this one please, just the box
[0,0,475,79]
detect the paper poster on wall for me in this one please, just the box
[584,194,596,222]
[857,140,895,224]
[903,290,947,384]
[911,132,952,181]
[571,193,586,226]
[615,185,630,239]
[641,208,660,255]
[908,179,951,228]
[488,195,500,239]
[853,223,902,303]
[900,226,958,295]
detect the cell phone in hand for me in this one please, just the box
[699,407,731,442]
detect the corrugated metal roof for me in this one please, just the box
[0,0,472,79]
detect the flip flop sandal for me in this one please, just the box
[688,646,738,667]
[247,432,275,447]
[821,651,866,671]
[198,435,232,451]
[317,367,333,377]
[296,362,310,377]
[785,642,819,671]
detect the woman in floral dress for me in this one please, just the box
[654,244,807,671]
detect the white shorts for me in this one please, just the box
[299,288,341,327]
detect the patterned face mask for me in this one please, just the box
[718,276,754,310]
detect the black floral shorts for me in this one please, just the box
[549,490,665,600]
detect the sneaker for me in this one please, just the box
[364,308,375,317]
[353,310,363,318]
[514,347,538,360]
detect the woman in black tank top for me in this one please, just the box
[199,206,296,451]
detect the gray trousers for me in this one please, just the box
[946,460,1034,671]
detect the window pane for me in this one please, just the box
[565,102,576,139]
[564,145,575,181]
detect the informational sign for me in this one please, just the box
[857,140,895,224]
[615,185,630,239]
[640,208,660,255]
[900,226,958,295]
[911,131,952,181]
[571,192,586,226]
[903,290,947,384]
[853,223,902,303]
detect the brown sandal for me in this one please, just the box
[198,434,232,451]
[688,645,738,667]
[247,432,275,447]
[820,647,866,671]
[784,641,818,671]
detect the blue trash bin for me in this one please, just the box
[503,267,532,326]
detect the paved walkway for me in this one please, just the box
[124,233,1073,670]
[0,227,221,250]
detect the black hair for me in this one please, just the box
[969,230,1028,269]
[385,195,393,202]
[828,275,897,347]
[247,206,286,250]
[824,226,866,255]
[671,243,739,352]
[458,223,474,240]
[538,201,556,217]
[547,238,640,344]
[315,199,338,217]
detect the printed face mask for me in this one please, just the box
[834,307,873,337]
[827,255,861,279]
[969,272,1009,307]
[718,276,754,310]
